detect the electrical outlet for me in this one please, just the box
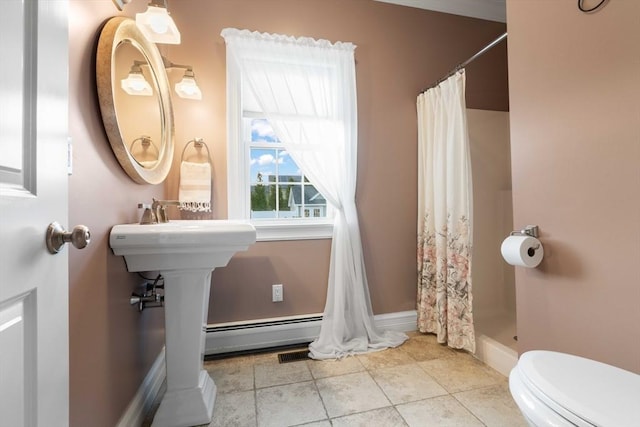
[272,284,283,302]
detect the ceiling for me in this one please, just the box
[374,0,506,23]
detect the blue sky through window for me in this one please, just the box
[250,119,301,181]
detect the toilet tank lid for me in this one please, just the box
[518,350,640,427]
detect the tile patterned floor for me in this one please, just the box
[146,332,527,426]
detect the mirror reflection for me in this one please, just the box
[113,41,162,169]
[129,135,159,168]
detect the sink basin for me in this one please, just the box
[109,220,256,427]
[110,220,256,271]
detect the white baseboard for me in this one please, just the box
[116,347,166,427]
[375,310,418,332]
[205,310,417,355]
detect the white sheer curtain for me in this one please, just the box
[417,70,475,353]
[222,28,407,359]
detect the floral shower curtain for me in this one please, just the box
[417,70,475,353]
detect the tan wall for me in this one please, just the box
[507,0,640,373]
[166,0,509,323]
[67,0,508,424]
[467,109,515,319]
[68,2,167,426]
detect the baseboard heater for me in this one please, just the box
[205,313,323,355]
[205,310,417,356]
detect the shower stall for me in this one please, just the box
[467,108,517,376]
[415,31,514,375]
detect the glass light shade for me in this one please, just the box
[175,76,202,100]
[136,5,181,44]
[121,72,153,96]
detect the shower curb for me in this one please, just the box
[475,334,518,376]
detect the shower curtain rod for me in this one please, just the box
[419,32,507,94]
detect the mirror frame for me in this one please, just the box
[96,17,174,185]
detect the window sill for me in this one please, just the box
[252,219,334,241]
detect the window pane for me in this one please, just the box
[250,148,278,184]
[286,183,327,219]
[250,183,275,218]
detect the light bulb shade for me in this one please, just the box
[175,76,202,100]
[121,72,153,96]
[136,5,181,44]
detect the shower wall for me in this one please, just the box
[467,109,515,350]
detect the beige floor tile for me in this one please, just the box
[307,356,365,379]
[418,354,505,393]
[398,333,458,361]
[371,363,448,404]
[205,361,254,393]
[149,335,520,427]
[316,372,391,418]
[256,381,327,427]
[208,390,256,427]
[293,422,332,427]
[254,359,312,388]
[396,395,484,427]
[356,346,416,370]
[331,407,408,427]
[454,383,528,427]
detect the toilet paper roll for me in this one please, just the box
[501,235,544,268]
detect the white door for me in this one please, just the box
[0,1,71,426]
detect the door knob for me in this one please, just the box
[46,222,91,254]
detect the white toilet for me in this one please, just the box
[509,350,640,427]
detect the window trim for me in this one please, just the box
[252,219,334,241]
[226,58,333,241]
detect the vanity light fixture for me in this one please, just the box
[121,63,153,96]
[136,0,181,45]
[121,57,202,100]
[162,57,202,100]
[174,69,202,100]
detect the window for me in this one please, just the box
[226,71,334,241]
[223,29,377,357]
[247,118,327,221]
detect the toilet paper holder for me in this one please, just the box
[509,225,541,254]
[510,225,539,238]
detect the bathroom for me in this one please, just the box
[2,0,636,426]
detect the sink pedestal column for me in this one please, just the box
[151,269,216,427]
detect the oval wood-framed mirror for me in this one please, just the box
[96,17,174,185]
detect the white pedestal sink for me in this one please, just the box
[109,220,256,427]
